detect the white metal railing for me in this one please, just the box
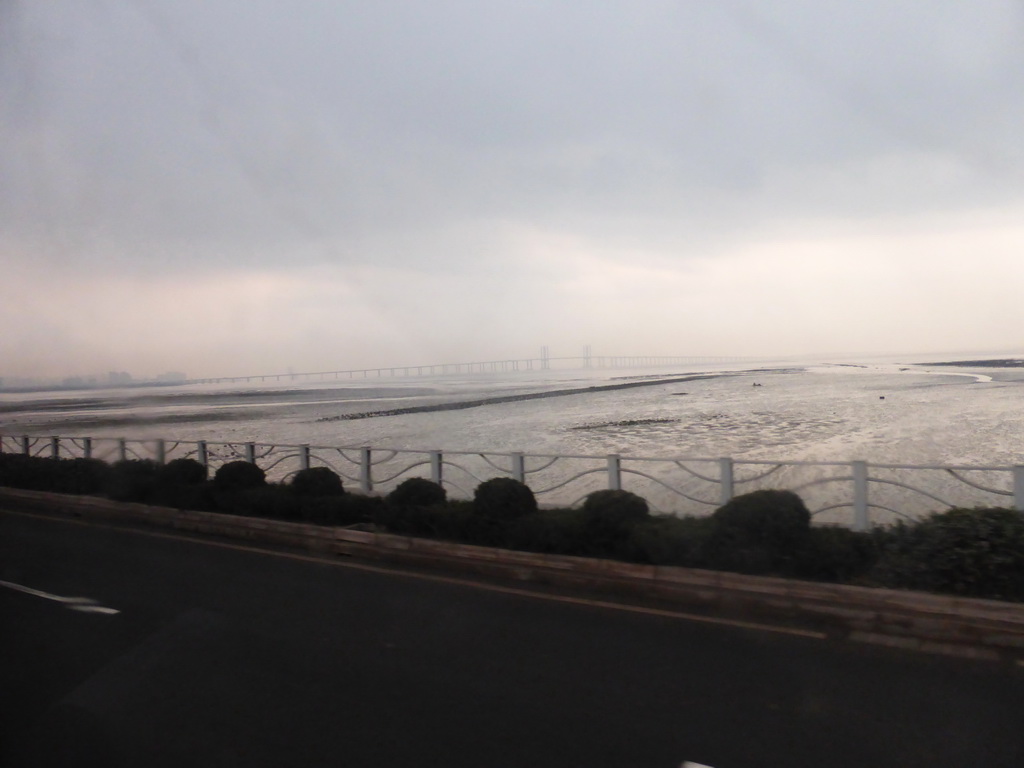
[2,432,1022,531]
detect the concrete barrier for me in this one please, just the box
[3,486,1023,661]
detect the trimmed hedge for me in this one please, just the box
[290,466,345,497]
[869,507,1024,600]
[214,461,266,491]
[473,477,538,522]
[3,450,1024,602]
[702,489,812,576]
[107,459,161,502]
[387,477,446,507]
[159,458,207,486]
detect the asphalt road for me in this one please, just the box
[2,509,1023,768]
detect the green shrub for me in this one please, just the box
[576,489,652,557]
[217,485,300,520]
[794,525,880,583]
[0,453,59,490]
[159,458,208,486]
[583,489,650,522]
[473,477,537,522]
[505,508,588,554]
[870,507,1024,600]
[624,515,715,566]
[213,460,266,491]
[340,493,386,525]
[703,490,812,575]
[54,458,112,495]
[157,483,217,512]
[298,493,381,527]
[107,459,161,502]
[387,477,447,507]
[290,466,345,497]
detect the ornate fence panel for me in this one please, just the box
[2,432,1022,529]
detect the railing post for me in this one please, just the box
[197,441,208,469]
[299,445,311,471]
[155,439,166,465]
[719,457,734,506]
[118,439,127,462]
[50,436,60,459]
[83,437,92,460]
[21,435,30,456]
[430,450,443,485]
[1014,466,1024,513]
[245,443,256,463]
[853,460,869,532]
[607,454,621,491]
[511,452,525,483]
[360,448,373,493]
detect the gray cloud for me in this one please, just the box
[2,0,1023,377]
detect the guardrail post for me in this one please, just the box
[50,436,60,459]
[1014,466,1024,513]
[245,443,256,463]
[719,457,734,506]
[853,460,869,531]
[360,448,373,493]
[607,454,621,491]
[155,439,166,465]
[299,445,311,471]
[21,435,30,456]
[430,451,443,485]
[197,441,208,469]
[83,437,92,459]
[511,452,526,483]
[118,439,127,462]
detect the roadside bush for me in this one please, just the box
[290,466,345,497]
[0,453,57,491]
[794,525,880,583]
[424,500,484,541]
[299,493,379,527]
[624,514,715,567]
[703,490,811,576]
[505,508,589,554]
[218,485,300,520]
[339,493,385,526]
[387,477,446,507]
[53,458,112,495]
[159,458,208,486]
[106,459,161,502]
[473,477,538,522]
[577,489,652,557]
[583,490,650,522]
[213,460,266,492]
[870,507,1024,600]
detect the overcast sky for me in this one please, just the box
[2,0,1023,379]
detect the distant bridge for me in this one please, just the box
[189,355,753,385]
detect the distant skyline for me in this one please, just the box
[3,1,1023,379]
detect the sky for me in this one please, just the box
[2,0,1023,380]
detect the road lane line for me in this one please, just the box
[2,509,824,639]
[0,578,120,615]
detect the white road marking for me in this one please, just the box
[0,579,120,615]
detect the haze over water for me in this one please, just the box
[3,357,1022,468]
